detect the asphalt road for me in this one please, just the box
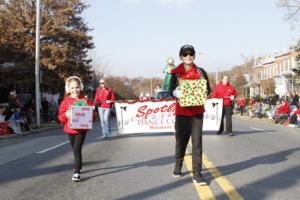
[0,117,299,200]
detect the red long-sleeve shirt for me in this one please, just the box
[276,101,291,114]
[58,95,93,134]
[93,87,116,108]
[238,98,246,107]
[212,81,237,106]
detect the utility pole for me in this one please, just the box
[35,0,41,126]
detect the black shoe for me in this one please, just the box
[192,173,207,186]
[216,131,223,135]
[228,133,234,136]
[172,170,182,178]
[72,173,81,182]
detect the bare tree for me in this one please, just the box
[277,0,300,26]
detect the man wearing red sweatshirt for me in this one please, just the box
[213,75,237,136]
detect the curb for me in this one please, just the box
[0,125,61,139]
[233,115,300,129]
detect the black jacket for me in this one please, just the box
[168,67,211,97]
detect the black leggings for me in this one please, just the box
[175,114,203,174]
[68,132,86,173]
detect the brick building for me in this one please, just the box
[249,45,299,97]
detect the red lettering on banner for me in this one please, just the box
[136,103,176,119]
[80,124,89,128]
[75,112,85,117]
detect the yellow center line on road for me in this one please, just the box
[202,153,245,200]
[185,141,244,200]
[184,149,216,200]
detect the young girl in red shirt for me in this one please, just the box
[58,76,93,182]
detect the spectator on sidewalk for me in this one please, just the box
[288,106,300,127]
[49,98,58,123]
[0,105,12,135]
[273,100,291,124]
[270,93,278,119]
[249,97,255,108]
[92,79,116,139]
[212,75,237,136]
[237,97,246,116]
[22,98,35,125]
[6,90,21,120]
[253,101,263,118]
[291,91,299,108]
[41,97,49,123]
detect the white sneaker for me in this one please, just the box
[72,173,80,182]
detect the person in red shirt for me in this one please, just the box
[288,106,300,126]
[212,75,237,136]
[93,79,116,138]
[237,97,247,116]
[273,100,291,124]
[169,45,211,186]
[58,76,94,182]
[276,100,291,114]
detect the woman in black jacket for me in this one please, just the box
[168,45,211,186]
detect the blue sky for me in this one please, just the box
[82,0,299,78]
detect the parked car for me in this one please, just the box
[155,90,172,100]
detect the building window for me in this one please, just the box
[279,63,282,73]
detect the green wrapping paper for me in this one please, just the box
[73,99,89,106]
[179,79,207,107]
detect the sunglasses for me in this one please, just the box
[99,82,105,84]
[182,53,195,57]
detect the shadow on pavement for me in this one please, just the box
[212,147,300,199]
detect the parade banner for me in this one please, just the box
[203,98,223,131]
[69,106,93,129]
[115,100,176,134]
[115,98,223,134]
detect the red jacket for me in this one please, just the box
[238,98,246,107]
[171,63,205,116]
[276,101,291,114]
[93,87,116,108]
[212,81,237,106]
[250,98,255,106]
[58,96,93,134]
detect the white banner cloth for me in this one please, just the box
[115,98,223,134]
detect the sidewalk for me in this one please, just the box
[0,122,61,139]
[233,114,300,128]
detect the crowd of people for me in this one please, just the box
[236,91,300,127]
[0,90,60,136]
[0,90,32,135]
